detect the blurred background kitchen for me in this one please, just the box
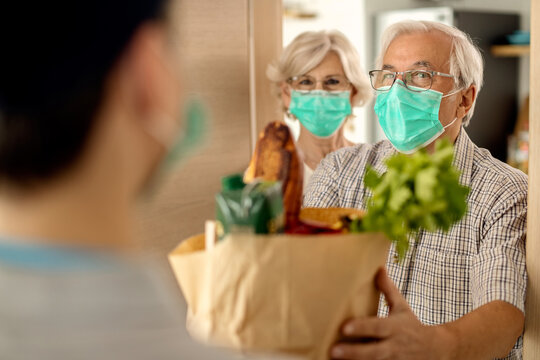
[138,0,530,256]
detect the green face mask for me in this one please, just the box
[142,98,207,195]
[374,80,460,154]
[162,99,207,170]
[289,90,352,138]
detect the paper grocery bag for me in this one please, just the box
[168,232,390,360]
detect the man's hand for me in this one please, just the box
[330,268,449,360]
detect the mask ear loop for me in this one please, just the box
[143,112,178,150]
[441,87,463,130]
[443,117,459,129]
[442,88,463,98]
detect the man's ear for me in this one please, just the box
[456,84,476,119]
[280,81,291,109]
[116,21,183,150]
[124,22,178,122]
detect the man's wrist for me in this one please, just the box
[428,324,458,360]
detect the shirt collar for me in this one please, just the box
[377,129,474,187]
[0,240,115,271]
[452,127,475,188]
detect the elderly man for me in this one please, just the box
[304,20,527,359]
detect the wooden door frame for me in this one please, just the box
[524,1,539,358]
[248,0,283,152]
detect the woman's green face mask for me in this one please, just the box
[289,90,352,138]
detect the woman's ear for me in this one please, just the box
[280,81,291,109]
[350,86,358,103]
[456,84,476,119]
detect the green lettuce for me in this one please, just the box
[357,139,469,261]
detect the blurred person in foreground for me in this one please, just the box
[304,21,527,359]
[267,30,372,190]
[0,1,235,359]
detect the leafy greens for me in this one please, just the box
[356,139,470,260]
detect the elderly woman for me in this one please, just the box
[267,30,372,189]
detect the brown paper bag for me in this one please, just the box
[168,231,390,360]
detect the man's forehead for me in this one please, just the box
[382,60,436,70]
[382,31,452,70]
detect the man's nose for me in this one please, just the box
[395,73,406,82]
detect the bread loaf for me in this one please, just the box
[244,122,303,228]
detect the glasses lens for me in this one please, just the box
[405,70,432,91]
[370,70,395,91]
[290,75,316,90]
[290,75,351,91]
[323,75,350,91]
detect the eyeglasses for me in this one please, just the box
[287,74,352,91]
[368,69,455,92]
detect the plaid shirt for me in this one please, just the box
[304,129,527,360]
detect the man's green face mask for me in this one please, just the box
[142,98,208,196]
[374,80,460,154]
[289,90,352,138]
[161,99,207,170]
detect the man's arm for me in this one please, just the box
[330,268,524,360]
[441,299,524,359]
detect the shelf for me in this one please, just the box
[491,45,530,57]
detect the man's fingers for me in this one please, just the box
[342,317,392,339]
[376,267,408,312]
[331,341,392,360]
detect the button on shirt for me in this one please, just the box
[303,129,527,360]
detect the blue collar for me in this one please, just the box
[0,240,114,271]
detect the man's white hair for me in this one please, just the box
[267,29,372,108]
[376,20,484,126]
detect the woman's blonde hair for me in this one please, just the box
[267,30,372,108]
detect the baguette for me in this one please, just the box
[244,122,303,228]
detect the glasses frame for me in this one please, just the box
[287,74,352,91]
[368,69,455,92]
